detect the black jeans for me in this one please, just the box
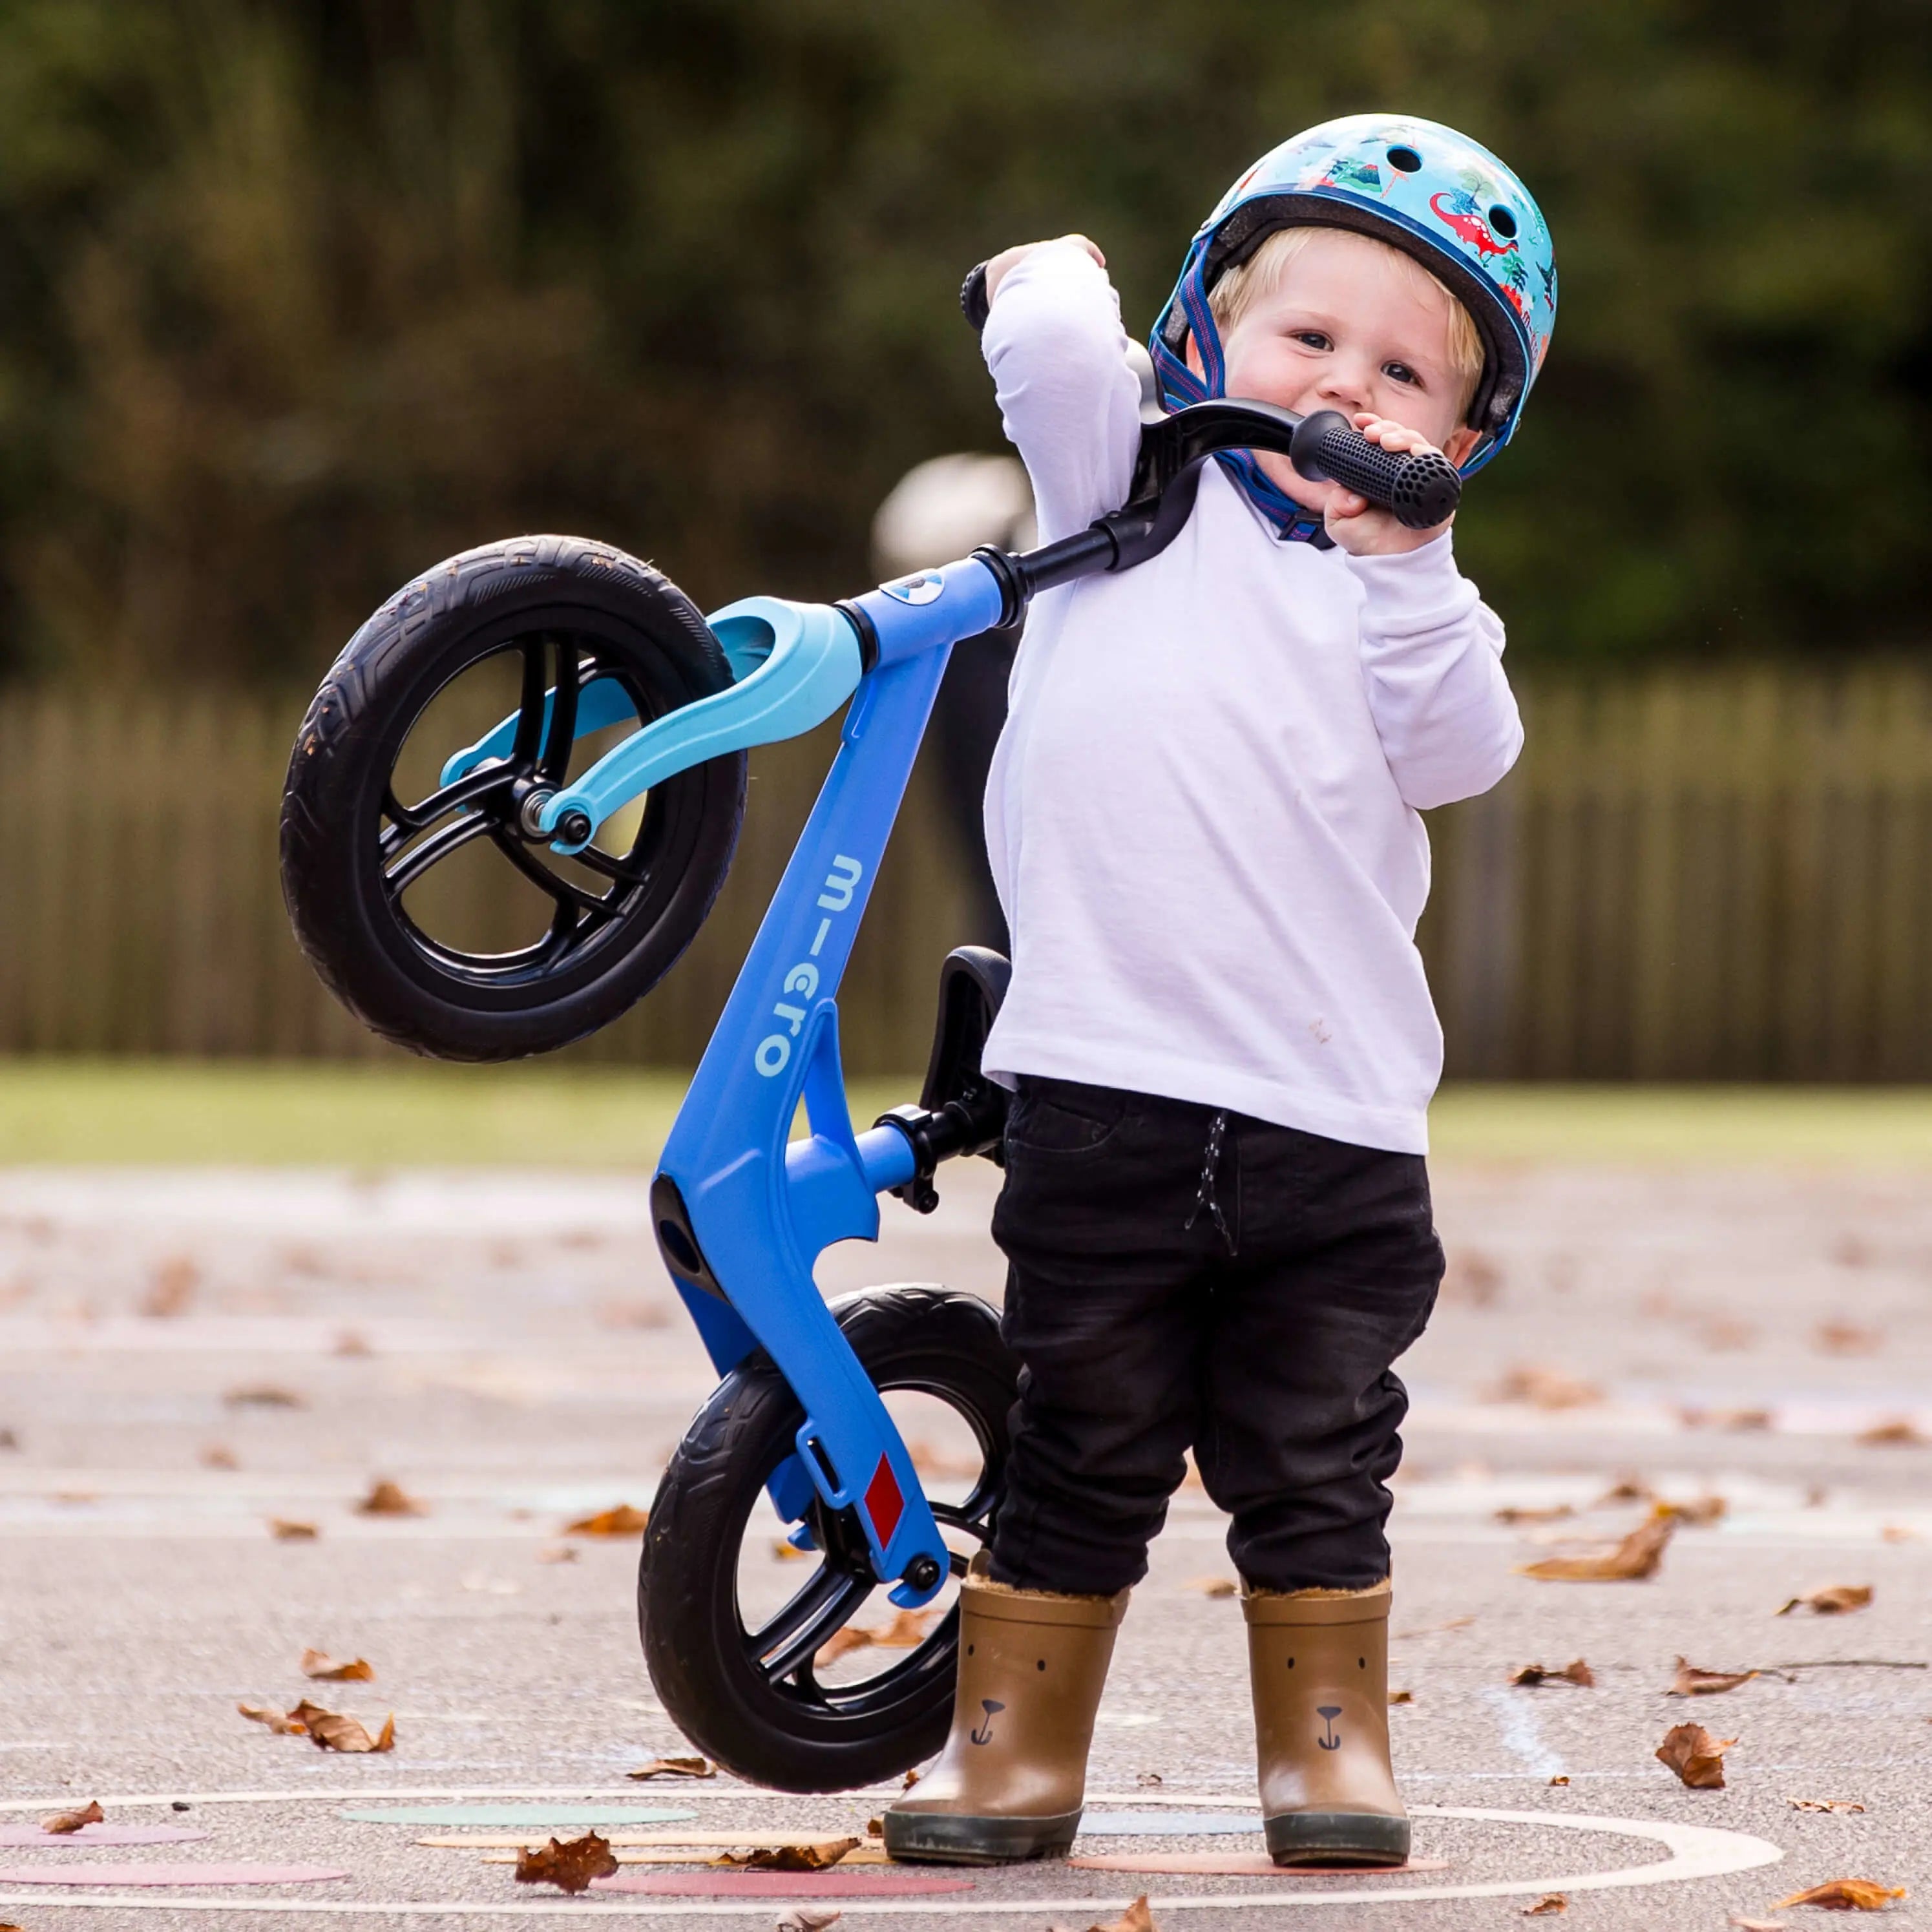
[987,1076,1443,1597]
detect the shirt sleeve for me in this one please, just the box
[1343,531,1524,812]
[981,242,1143,542]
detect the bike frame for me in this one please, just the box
[650,557,1009,1610]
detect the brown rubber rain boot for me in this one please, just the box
[883,1554,1129,1865]
[1244,1578,1410,1868]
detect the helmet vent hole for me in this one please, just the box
[1385,145,1422,173]
[1488,205,1519,240]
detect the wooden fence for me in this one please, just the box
[1,669,1929,1080]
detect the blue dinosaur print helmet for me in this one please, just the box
[1151,114,1557,480]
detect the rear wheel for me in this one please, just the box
[280,535,745,1061]
[639,1286,1017,1791]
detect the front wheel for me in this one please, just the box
[639,1286,1017,1791]
[280,535,746,1062]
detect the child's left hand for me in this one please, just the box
[1321,413,1456,557]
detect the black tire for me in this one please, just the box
[280,534,746,1061]
[640,1286,1018,1792]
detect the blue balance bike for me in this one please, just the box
[280,395,1456,1790]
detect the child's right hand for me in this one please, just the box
[983,235,1106,310]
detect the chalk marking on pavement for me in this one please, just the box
[1479,1683,1568,1780]
[0,1795,1781,1913]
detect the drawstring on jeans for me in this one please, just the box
[1184,1109,1233,1252]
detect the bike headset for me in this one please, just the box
[1150,112,1557,545]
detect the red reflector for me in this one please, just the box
[864,1454,904,1546]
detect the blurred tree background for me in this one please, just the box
[0,0,1927,692]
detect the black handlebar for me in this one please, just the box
[978,397,1464,620]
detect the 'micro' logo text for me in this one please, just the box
[753,856,864,1078]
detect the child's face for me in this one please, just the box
[1190,229,1482,512]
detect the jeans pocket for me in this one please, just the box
[1005,1077,1129,1155]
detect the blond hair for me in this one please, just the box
[1207,226,1484,414]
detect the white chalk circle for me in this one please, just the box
[0,1787,1784,1915]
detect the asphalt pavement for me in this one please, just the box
[0,1153,1926,1929]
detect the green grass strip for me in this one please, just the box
[0,1061,1926,1166]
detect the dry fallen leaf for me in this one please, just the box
[1442,1248,1503,1305]
[1879,1524,1918,1544]
[771,1537,812,1561]
[1656,1721,1734,1789]
[1049,1896,1160,1932]
[1184,1575,1238,1598]
[815,1607,938,1665]
[1778,1586,1873,1617]
[775,1909,843,1932]
[1679,1405,1773,1432]
[1816,1321,1880,1356]
[1487,1363,1602,1410]
[1657,1495,1728,1526]
[238,1701,306,1736]
[268,1517,319,1541]
[1730,1918,1787,1931]
[1598,1476,1654,1504]
[564,1504,649,1537]
[1137,1771,1164,1786]
[627,1757,715,1781]
[300,1648,373,1682]
[333,1327,373,1357]
[41,1800,104,1834]
[1388,1688,1414,1705]
[1522,1898,1568,1917]
[1668,1657,1759,1697]
[226,1384,306,1409]
[1496,1504,1575,1525]
[1517,1514,1674,1582]
[1549,1774,1570,1787]
[713,1838,859,1872]
[901,1768,920,1790]
[288,1700,395,1753]
[1856,1418,1924,1447]
[355,1478,425,1517]
[1511,1659,1595,1688]
[1771,1880,1907,1911]
[815,1626,874,1664]
[200,1443,238,1470]
[871,1607,940,1648]
[515,1832,620,1895]
[140,1255,198,1318]
[1787,1799,1867,1815]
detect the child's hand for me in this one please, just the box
[983,235,1106,310]
[1322,414,1456,556]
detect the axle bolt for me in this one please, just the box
[903,1553,943,1593]
[556,808,593,846]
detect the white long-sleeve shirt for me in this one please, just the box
[976,241,1522,1155]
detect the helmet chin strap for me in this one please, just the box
[1153,268,1333,550]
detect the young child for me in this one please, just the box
[886,115,1555,1870]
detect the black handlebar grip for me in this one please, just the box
[1287,409,1462,530]
[960,262,991,334]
